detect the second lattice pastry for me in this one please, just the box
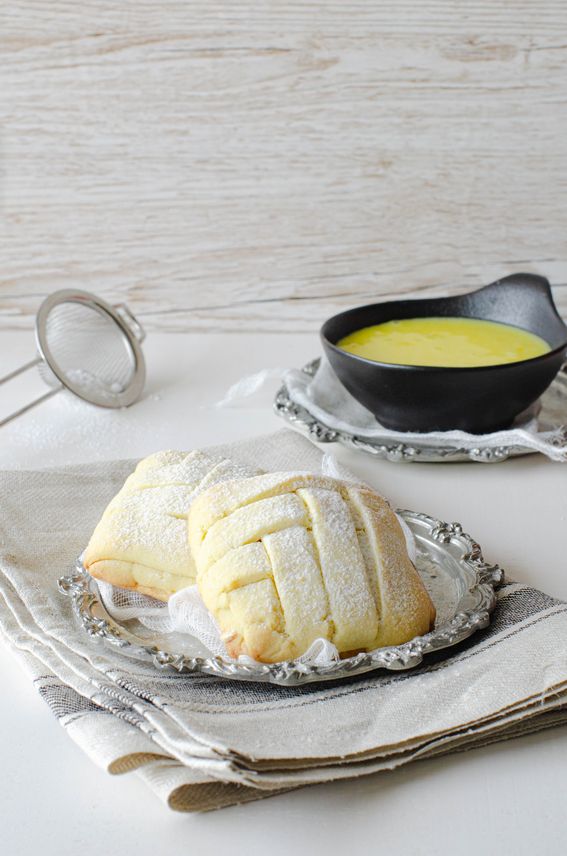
[188,472,436,663]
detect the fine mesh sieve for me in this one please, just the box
[0,289,146,427]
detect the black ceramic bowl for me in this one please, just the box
[321,274,567,434]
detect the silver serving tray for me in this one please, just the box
[58,511,503,686]
[274,359,567,463]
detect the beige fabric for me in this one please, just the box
[1,431,567,813]
[190,472,435,661]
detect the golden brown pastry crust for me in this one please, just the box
[87,559,177,602]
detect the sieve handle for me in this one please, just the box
[0,387,60,428]
[113,304,146,343]
[0,356,42,386]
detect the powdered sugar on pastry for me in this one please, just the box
[189,472,436,662]
[84,450,260,600]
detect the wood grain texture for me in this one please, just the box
[1,2,567,333]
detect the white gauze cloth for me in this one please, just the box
[211,360,567,461]
[285,359,567,461]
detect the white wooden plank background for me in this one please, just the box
[2,1,567,333]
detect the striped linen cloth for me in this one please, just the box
[0,430,566,811]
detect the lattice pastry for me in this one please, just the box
[189,472,436,662]
[84,450,258,600]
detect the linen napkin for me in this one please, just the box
[1,429,567,813]
[283,359,567,461]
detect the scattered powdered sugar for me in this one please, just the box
[188,473,422,657]
[105,491,189,555]
[89,451,261,580]
[65,368,124,400]
[322,452,416,560]
[0,390,154,469]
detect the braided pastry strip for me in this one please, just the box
[189,473,436,662]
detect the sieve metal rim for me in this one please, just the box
[35,289,146,408]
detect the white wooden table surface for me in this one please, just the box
[1,329,566,856]
[2,2,567,331]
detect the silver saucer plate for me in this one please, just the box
[58,510,503,686]
[274,359,567,463]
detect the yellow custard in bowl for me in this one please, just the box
[337,317,551,368]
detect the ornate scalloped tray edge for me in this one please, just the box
[58,510,503,687]
[274,358,567,463]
